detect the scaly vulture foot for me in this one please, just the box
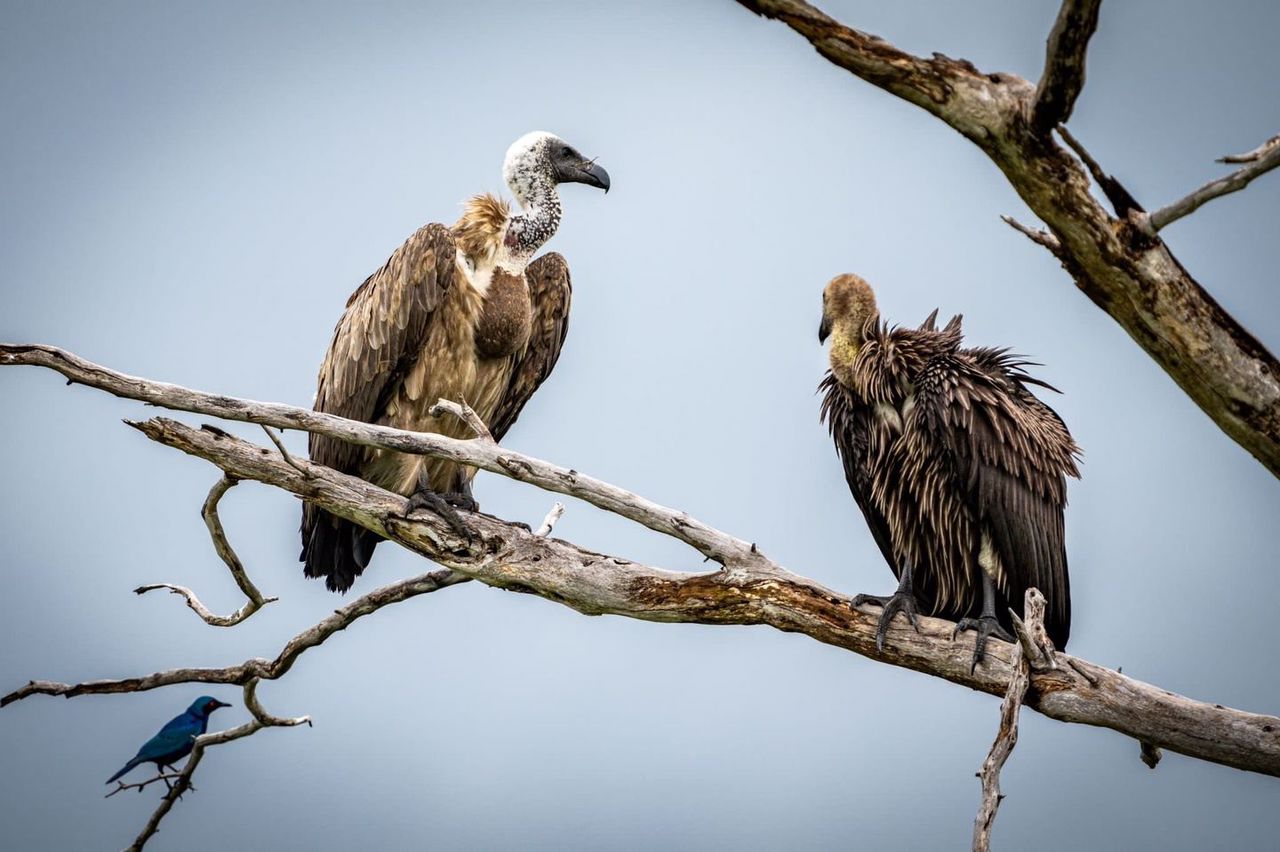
[404,487,470,539]
[952,615,1014,672]
[851,590,921,652]
[441,491,479,512]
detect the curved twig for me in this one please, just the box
[133,475,277,626]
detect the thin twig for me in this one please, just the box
[261,424,310,477]
[126,678,310,851]
[1056,125,1144,216]
[973,589,1041,851]
[105,771,186,799]
[535,502,565,537]
[1147,132,1280,231]
[1008,590,1055,670]
[133,475,277,627]
[1000,215,1061,252]
[429,397,495,443]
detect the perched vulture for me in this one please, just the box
[301,132,609,592]
[818,274,1080,667]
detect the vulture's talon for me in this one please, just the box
[953,615,1014,671]
[405,489,471,539]
[852,590,921,652]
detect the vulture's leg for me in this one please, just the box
[952,570,1014,671]
[442,475,479,513]
[403,469,470,538]
[851,561,921,652]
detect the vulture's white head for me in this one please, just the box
[502,131,610,207]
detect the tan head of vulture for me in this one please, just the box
[818,274,1080,668]
[301,132,609,592]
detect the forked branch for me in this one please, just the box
[1147,132,1280,231]
[1032,0,1103,132]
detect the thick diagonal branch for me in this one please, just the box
[1032,0,1102,132]
[735,0,1280,478]
[134,475,277,626]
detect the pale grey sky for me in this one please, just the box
[2,1,1278,850]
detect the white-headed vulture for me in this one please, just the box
[818,274,1080,668]
[301,132,609,592]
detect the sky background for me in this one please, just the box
[2,1,1278,849]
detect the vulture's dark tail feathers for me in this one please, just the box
[302,511,380,593]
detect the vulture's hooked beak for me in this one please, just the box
[818,314,832,344]
[565,159,610,193]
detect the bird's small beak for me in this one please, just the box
[213,700,232,708]
[818,314,832,344]
[575,160,610,193]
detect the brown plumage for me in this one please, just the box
[301,131,609,592]
[818,274,1080,664]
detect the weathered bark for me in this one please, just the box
[735,0,1280,478]
[3,346,1276,778]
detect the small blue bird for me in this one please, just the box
[106,696,231,784]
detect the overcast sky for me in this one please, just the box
[2,1,1279,850]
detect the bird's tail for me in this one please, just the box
[106,756,144,785]
[301,510,380,594]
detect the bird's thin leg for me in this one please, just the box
[851,561,922,652]
[952,570,1015,671]
[403,468,470,538]
[441,475,479,513]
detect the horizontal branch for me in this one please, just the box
[1031,0,1103,132]
[6,411,1264,778]
[735,0,1280,479]
[0,344,768,571]
[1148,132,1280,231]
[2,566,468,706]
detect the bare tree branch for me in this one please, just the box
[0,344,769,570]
[973,590,1047,851]
[536,502,565,537]
[1032,0,1103,132]
[430,397,495,443]
[1148,132,1280,231]
[2,353,1278,777]
[1000,215,1061,252]
[734,1,1280,479]
[260,424,310,477]
[126,677,310,852]
[134,475,277,626]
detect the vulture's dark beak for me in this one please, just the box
[818,314,832,344]
[566,160,610,193]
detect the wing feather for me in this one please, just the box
[917,352,1080,647]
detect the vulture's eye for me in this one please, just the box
[560,146,572,157]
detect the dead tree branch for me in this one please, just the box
[134,475,277,626]
[1147,132,1280,231]
[0,343,769,571]
[1032,0,1102,132]
[2,350,1278,779]
[126,677,310,852]
[735,0,1280,478]
[973,590,1048,851]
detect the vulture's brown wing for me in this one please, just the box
[302,223,457,592]
[487,252,572,442]
[916,351,1079,648]
[819,372,900,579]
[309,223,458,472]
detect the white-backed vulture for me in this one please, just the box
[301,132,609,592]
[818,274,1080,668]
